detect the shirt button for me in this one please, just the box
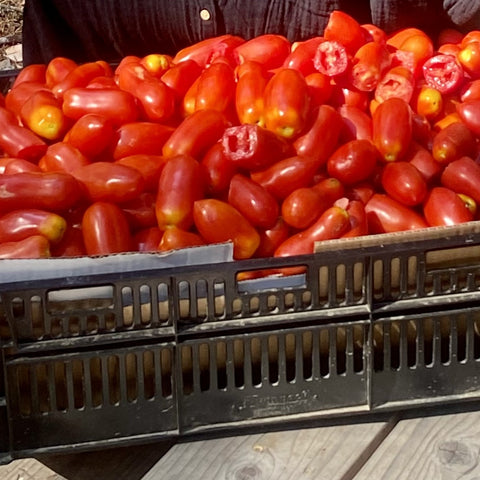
[200,8,211,21]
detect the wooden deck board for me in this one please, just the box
[141,420,395,480]
[354,408,480,480]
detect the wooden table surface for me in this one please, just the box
[1,402,480,480]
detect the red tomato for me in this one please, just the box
[50,224,86,257]
[0,107,47,161]
[39,142,90,173]
[133,226,163,252]
[375,66,415,104]
[456,99,480,136]
[0,171,83,213]
[305,72,333,107]
[312,177,346,205]
[141,53,172,78]
[234,34,291,70]
[173,34,245,68]
[349,41,391,92]
[0,209,66,244]
[20,90,68,141]
[112,122,175,160]
[365,193,428,233]
[120,192,157,230]
[414,85,443,120]
[372,97,412,162]
[5,81,48,118]
[274,205,350,258]
[457,41,480,79]
[323,10,367,54]
[45,57,78,89]
[422,54,464,94]
[441,156,480,204]
[158,226,205,252]
[338,104,373,142]
[361,24,388,45]
[283,37,326,76]
[235,60,268,126]
[391,31,434,77]
[329,82,369,110]
[155,154,205,231]
[313,40,350,77]
[254,217,290,258]
[0,235,51,259]
[423,187,474,227]
[116,60,176,122]
[52,61,107,98]
[193,198,260,260]
[11,64,46,89]
[64,113,116,159]
[228,173,279,229]
[404,141,442,184]
[293,104,343,164]
[251,155,321,200]
[281,186,329,230]
[62,87,139,126]
[263,68,310,139]
[72,162,145,203]
[431,121,477,165]
[161,59,203,100]
[327,139,379,185]
[341,199,369,237]
[3,158,42,174]
[116,154,167,192]
[82,201,133,255]
[162,109,227,159]
[381,161,428,206]
[460,79,480,102]
[200,142,238,196]
[221,123,291,171]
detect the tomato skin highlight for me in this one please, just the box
[0,235,51,259]
[228,173,279,229]
[82,201,133,255]
[193,198,260,260]
[274,205,350,258]
[423,187,474,227]
[155,154,205,231]
[365,193,428,233]
[372,97,412,162]
[39,142,90,173]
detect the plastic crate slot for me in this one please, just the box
[0,299,10,341]
[157,282,172,322]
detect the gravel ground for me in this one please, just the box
[0,0,23,70]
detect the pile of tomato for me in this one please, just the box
[1,10,480,261]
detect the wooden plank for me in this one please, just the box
[0,457,64,480]
[142,419,396,480]
[354,408,480,479]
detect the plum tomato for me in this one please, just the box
[381,161,428,206]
